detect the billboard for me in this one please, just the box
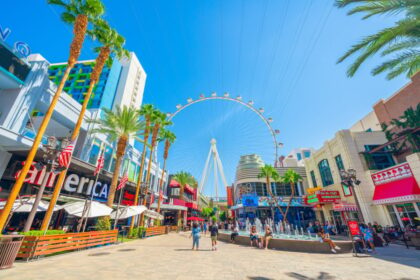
[242,195,258,207]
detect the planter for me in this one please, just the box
[0,235,24,270]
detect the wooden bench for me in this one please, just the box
[17,230,118,260]
[145,226,167,237]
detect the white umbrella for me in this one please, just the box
[144,209,164,220]
[61,201,113,218]
[110,205,147,220]
[0,198,60,212]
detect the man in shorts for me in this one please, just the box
[210,222,219,250]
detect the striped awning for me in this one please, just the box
[333,202,358,212]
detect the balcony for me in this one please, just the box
[0,41,31,89]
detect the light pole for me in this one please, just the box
[23,136,68,232]
[340,168,365,223]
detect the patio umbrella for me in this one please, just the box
[0,197,60,212]
[110,205,147,219]
[143,209,164,220]
[61,201,113,218]
[187,217,204,221]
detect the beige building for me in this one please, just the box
[304,130,394,226]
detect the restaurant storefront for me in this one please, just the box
[371,162,420,227]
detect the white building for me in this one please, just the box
[282,148,315,167]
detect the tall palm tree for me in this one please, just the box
[129,104,155,232]
[258,165,286,222]
[41,20,128,231]
[336,0,420,79]
[280,169,303,223]
[0,0,105,231]
[139,111,172,225]
[389,104,420,152]
[91,106,144,208]
[156,129,176,213]
[172,171,195,227]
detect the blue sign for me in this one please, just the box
[0,24,31,57]
[242,195,258,207]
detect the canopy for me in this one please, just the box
[144,209,163,220]
[372,171,420,204]
[333,202,358,212]
[187,217,204,221]
[150,203,187,211]
[111,205,147,219]
[0,198,60,213]
[61,201,113,218]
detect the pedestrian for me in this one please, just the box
[203,221,208,236]
[230,224,239,243]
[263,225,273,249]
[190,222,201,251]
[360,223,376,253]
[210,221,219,251]
[249,225,260,248]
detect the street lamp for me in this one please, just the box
[23,136,69,232]
[340,168,364,223]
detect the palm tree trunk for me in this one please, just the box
[41,46,110,231]
[68,14,88,65]
[107,137,127,207]
[156,155,167,213]
[178,185,185,227]
[283,182,295,223]
[265,176,286,222]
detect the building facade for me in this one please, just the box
[231,154,315,227]
[282,148,315,167]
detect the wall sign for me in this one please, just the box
[242,195,258,207]
[0,24,31,57]
[341,183,352,197]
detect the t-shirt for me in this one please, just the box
[192,227,201,238]
[210,225,218,236]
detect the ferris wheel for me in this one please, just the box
[166,92,284,166]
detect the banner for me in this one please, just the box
[242,195,258,207]
[347,220,361,236]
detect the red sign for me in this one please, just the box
[317,190,340,203]
[226,186,233,206]
[347,220,361,236]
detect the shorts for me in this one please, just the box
[211,236,217,241]
[250,235,259,241]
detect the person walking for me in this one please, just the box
[190,222,201,251]
[210,221,219,251]
[203,221,208,236]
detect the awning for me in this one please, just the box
[187,217,204,221]
[144,209,163,220]
[372,176,420,204]
[333,202,358,212]
[169,180,180,187]
[231,204,243,210]
[150,203,187,211]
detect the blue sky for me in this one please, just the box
[1,1,409,197]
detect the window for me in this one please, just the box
[310,171,317,187]
[255,182,266,196]
[296,153,302,161]
[303,150,311,158]
[274,182,292,196]
[318,159,334,187]
[364,145,395,170]
[335,154,345,179]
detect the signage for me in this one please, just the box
[341,183,352,197]
[0,24,31,57]
[226,186,233,207]
[306,194,319,204]
[242,195,258,207]
[371,163,413,186]
[317,190,340,203]
[347,220,361,236]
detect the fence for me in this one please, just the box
[17,230,118,260]
[144,226,167,237]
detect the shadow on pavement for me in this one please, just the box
[370,245,420,269]
[247,277,274,280]
[173,249,213,251]
[285,272,336,280]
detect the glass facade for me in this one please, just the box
[318,159,334,187]
[310,170,317,187]
[364,145,395,170]
[387,203,420,227]
[335,154,345,179]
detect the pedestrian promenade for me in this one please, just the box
[1,232,419,280]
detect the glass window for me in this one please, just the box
[274,182,292,196]
[88,143,100,165]
[296,153,302,161]
[255,182,266,196]
[310,170,317,187]
[303,150,311,158]
[335,154,345,179]
[318,159,334,187]
[364,145,395,170]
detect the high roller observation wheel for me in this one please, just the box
[166,92,284,166]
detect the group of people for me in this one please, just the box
[190,221,219,251]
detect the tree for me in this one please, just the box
[0,0,105,231]
[336,0,420,79]
[130,104,155,232]
[279,169,303,223]
[91,106,144,208]
[172,171,195,226]
[201,207,215,219]
[258,165,286,221]
[41,19,128,231]
[219,211,227,222]
[156,129,176,213]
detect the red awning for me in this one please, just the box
[372,176,420,205]
[333,202,358,212]
[187,217,204,221]
[169,180,180,187]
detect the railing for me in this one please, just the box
[17,230,117,260]
[144,226,167,237]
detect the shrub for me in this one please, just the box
[19,230,65,236]
[96,216,111,231]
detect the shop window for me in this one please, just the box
[310,170,317,187]
[364,145,395,170]
[88,143,100,165]
[335,154,345,179]
[318,159,334,187]
[255,182,266,196]
[303,150,311,158]
[274,182,292,196]
[296,153,302,161]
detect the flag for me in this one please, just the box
[117,173,128,190]
[94,151,105,176]
[58,142,74,168]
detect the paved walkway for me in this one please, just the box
[1,232,419,280]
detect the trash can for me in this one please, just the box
[0,235,24,270]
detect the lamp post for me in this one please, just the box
[22,136,68,232]
[340,168,365,223]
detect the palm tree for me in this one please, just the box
[336,0,420,79]
[130,104,155,232]
[0,0,105,231]
[172,171,195,227]
[387,104,420,152]
[41,20,128,231]
[258,165,286,222]
[91,106,144,208]
[139,111,172,225]
[280,169,303,223]
[156,129,176,213]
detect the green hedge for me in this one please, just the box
[129,226,146,239]
[19,230,66,236]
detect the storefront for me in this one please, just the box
[371,163,420,227]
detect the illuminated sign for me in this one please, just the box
[242,195,258,207]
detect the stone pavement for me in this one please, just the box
[1,232,419,280]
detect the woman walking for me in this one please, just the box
[190,223,201,251]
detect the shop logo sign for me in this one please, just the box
[0,24,31,57]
